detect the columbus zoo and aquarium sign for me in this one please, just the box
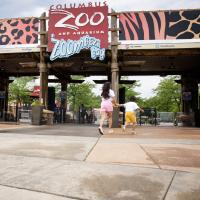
[48,1,108,61]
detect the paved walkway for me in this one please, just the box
[0,124,199,200]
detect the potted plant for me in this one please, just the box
[31,99,43,125]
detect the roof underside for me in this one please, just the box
[0,48,200,81]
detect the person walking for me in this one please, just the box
[118,96,144,134]
[79,104,86,123]
[98,82,116,135]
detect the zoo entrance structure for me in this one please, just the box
[0,3,199,126]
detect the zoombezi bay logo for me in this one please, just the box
[50,34,105,61]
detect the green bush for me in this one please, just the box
[31,100,43,106]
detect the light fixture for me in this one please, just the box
[19,62,37,68]
[122,61,146,65]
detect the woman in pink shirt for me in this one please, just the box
[98,82,116,135]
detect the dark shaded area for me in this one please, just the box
[33,18,39,24]
[144,12,155,40]
[0,35,10,45]
[119,21,125,40]
[0,24,6,34]
[167,11,181,22]
[25,26,30,32]
[167,20,190,37]
[191,23,200,34]
[26,35,32,43]
[32,33,38,43]
[21,18,31,24]
[14,30,23,40]
[10,21,19,26]
[177,32,194,39]
[11,28,18,36]
[182,10,200,20]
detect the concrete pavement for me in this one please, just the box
[0,124,199,199]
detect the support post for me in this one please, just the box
[110,10,119,128]
[0,76,9,121]
[39,12,48,108]
[61,81,67,123]
[111,10,119,101]
[181,75,199,126]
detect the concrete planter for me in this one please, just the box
[42,109,54,125]
[31,106,43,125]
[179,114,193,127]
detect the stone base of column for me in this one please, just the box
[112,107,120,128]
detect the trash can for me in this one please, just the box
[43,109,54,125]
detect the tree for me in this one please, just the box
[145,76,181,112]
[9,77,34,105]
[67,82,101,113]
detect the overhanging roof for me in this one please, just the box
[0,48,200,79]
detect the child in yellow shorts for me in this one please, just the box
[119,96,144,134]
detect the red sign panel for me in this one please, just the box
[48,6,108,51]
[30,86,40,97]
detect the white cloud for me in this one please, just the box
[1,0,199,18]
[134,76,163,98]
[108,0,200,11]
[20,6,47,18]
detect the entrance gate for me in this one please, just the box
[0,6,200,127]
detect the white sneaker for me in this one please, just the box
[98,127,104,135]
[122,125,126,131]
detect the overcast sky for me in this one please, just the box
[1,0,199,98]
[1,0,199,18]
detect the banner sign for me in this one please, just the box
[50,34,105,61]
[119,9,200,49]
[0,17,39,53]
[30,86,40,97]
[119,10,200,41]
[48,5,108,51]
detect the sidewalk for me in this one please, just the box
[0,124,199,199]
[0,122,32,130]
[88,126,200,173]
